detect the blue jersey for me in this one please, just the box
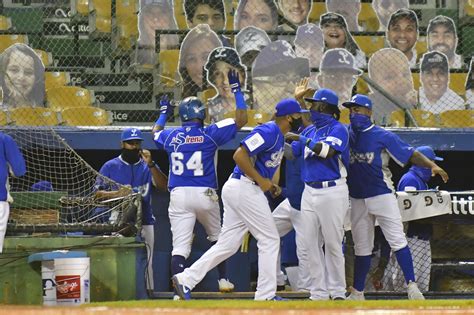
[293,120,349,183]
[154,119,237,190]
[234,121,284,180]
[348,125,414,199]
[96,156,155,225]
[397,169,428,191]
[0,132,26,201]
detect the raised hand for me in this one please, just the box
[228,69,241,93]
[159,94,172,115]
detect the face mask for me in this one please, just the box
[412,166,432,182]
[350,113,372,131]
[289,117,303,132]
[121,148,140,164]
[310,110,333,128]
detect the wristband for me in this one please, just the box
[234,91,247,110]
[155,114,167,127]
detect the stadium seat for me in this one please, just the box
[60,107,110,126]
[0,111,7,126]
[10,107,59,126]
[439,110,474,128]
[0,15,12,30]
[354,36,385,57]
[89,0,112,33]
[465,0,474,16]
[158,50,180,87]
[117,17,139,51]
[415,37,428,57]
[0,34,28,53]
[46,86,94,110]
[116,0,138,22]
[390,109,438,127]
[45,72,71,90]
[201,88,217,103]
[72,0,90,16]
[358,3,379,32]
[174,0,188,29]
[339,108,350,125]
[223,110,272,127]
[34,49,53,67]
[308,2,326,23]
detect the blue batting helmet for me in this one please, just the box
[179,97,206,122]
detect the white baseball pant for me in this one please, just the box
[175,176,280,300]
[168,186,221,258]
[273,198,312,291]
[0,201,9,253]
[141,224,155,291]
[350,193,408,256]
[301,183,349,300]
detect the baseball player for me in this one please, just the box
[285,88,350,300]
[0,132,26,253]
[153,70,247,295]
[342,94,449,300]
[95,128,168,293]
[172,98,307,301]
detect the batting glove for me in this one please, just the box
[159,94,174,116]
[228,69,241,93]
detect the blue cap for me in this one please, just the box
[416,146,443,161]
[304,88,339,107]
[30,180,53,192]
[342,94,373,110]
[121,128,143,141]
[275,98,309,117]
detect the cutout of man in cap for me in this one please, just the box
[137,0,179,65]
[235,26,272,68]
[234,0,279,32]
[368,48,417,125]
[419,51,465,114]
[326,0,362,32]
[427,15,464,69]
[276,0,311,31]
[252,40,310,114]
[294,23,325,70]
[372,0,409,32]
[317,48,362,106]
[386,8,419,69]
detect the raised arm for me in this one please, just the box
[228,69,248,130]
[152,95,175,133]
[140,149,168,191]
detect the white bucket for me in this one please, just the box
[54,257,90,305]
[41,260,56,306]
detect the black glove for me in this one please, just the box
[228,69,241,93]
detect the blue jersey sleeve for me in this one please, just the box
[205,118,237,146]
[240,124,274,157]
[95,163,111,190]
[153,129,173,150]
[291,141,303,157]
[321,124,349,153]
[383,131,414,167]
[4,135,26,177]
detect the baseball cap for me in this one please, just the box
[30,180,54,192]
[320,48,362,75]
[235,26,271,57]
[421,51,448,74]
[342,94,373,110]
[121,128,144,142]
[319,12,347,28]
[205,47,245,72]
[388,9,418,29]
[427,15,456,35]
[294,23,323,47]
[304,88,339,107]
[275,98,309,117]
[252,40,310,78]
[416,146,443,161]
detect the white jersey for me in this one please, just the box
[418,87,465,114]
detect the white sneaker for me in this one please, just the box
[407,282,425,300]
[218,278,235,293]
[173,294,181,300]
[347,287,365,300]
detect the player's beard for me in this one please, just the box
[121,148,140,164]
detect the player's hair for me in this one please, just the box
[234,0,279,30]
[0,43,45,108]
[184,0,225,21]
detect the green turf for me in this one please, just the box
[89,299,474,310]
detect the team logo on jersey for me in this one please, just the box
[350,149,374,164]
[265,149,284,168]
[170,132,204,151]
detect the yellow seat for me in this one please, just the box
[72,0,89,16]
[46,86,94,110]
[358,3,379,32]
[61,107,110,126]
[117,17,138,51]
[89,0,112,33]
[465,0,474,16]
[45,72,71,89]
[0,35,28,53]
[10,107,59,126]
[174,0,188,29]
[0,15,12,30]
[390,109,438,127]
[339,108,350,124]
[159,50,180,87]
[356,73,370,94]
[117,0,138,22]
[0,111,7,125]
[308,2,326,23]
[415,37,428,58]
[34,49,53,67]
[201,88,217,103]
[89,0,111,16]
[439,110,474,128]
[354,35,385,57]
[224,110,271,127]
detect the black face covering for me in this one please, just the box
[121,148,140,164]
[289,117,303,132]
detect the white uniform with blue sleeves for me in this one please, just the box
[348,124,415,256]
[175,121,285,300]
[295,118,350,300]
[153,119,237,259]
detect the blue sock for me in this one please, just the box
[171,255,186,275]
[395,246,416,284]
[353,255,372,292]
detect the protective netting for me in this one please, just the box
[2,125,139,234]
